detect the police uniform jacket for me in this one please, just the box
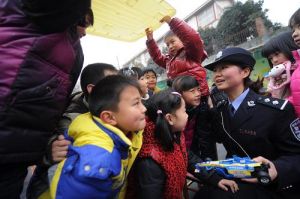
[213,89,300,197]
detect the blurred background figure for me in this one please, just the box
[143,68,161,96]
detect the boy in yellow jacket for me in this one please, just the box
[50,75,146,198]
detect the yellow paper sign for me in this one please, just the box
[87,0,176,42]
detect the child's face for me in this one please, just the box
[169,98,188,132]
[144,71,157,90]
[138,76,148,97]
[268,52,289,66]
[113,86,146,133]
[213,64,250,92]
[182,86,201,107]
[292,24,300,46]
[165,35,184,56]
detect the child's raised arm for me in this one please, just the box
[163,16,207,63]
[145,28,168,68]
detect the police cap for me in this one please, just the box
[205,47,256,71]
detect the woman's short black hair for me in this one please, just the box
[80,63,117,98]
[261,31,298,67]
[22,0,91,33]
[89,75,141,117]
[172,75,199,93]
[289,8,300,28]
[146,89,182,151]
[142,68,157,78]
[77,8,94,27]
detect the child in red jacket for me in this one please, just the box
[145,15,209,97]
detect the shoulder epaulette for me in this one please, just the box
[256,96,289,110]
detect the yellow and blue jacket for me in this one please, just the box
[50,113,143,199]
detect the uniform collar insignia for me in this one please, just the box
[247,100,255,107]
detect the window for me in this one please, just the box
[197,5,215,28]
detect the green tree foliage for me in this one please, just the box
[198,27,220,55]
[199,0,282,55]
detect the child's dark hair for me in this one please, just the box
[80,63,117,98]
[119,67,143,79]
[131,67,143,79]
[89,75,141,117]
[166,79,173,87]
[172,75,199,93]
[163,30,176,42]
[142,68,157,78]
[146,89,182,151]
[261,31,298,67]
[289,8,300,28]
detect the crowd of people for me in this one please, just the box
[0,1,300,198]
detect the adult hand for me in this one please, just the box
[145,28,153,40]
[242,156,278,183]
[159,15,172,24]
[52,135,71,162]
[218,179,239,193]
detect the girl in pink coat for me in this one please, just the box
[261,31,298,100]
[289,8,300,117]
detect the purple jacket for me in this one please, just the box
[0,0,89,165]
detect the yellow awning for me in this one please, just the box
[87,0,176,42]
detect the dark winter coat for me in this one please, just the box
[184,103,217,160]
[0,0,90,165]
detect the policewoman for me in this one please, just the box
[195,47,300,199]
